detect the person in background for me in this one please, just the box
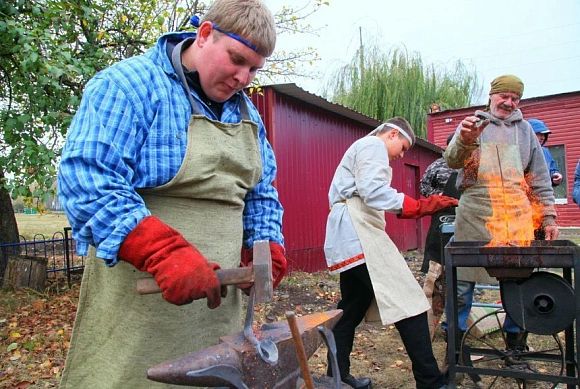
[573,160,580,205]
[528,118,563,186]
[430,103,442,114]
[57,1,286,388]
[324,117,458,389]
[444,74,557,378]
[419,133,460,339]
[529,118,561,240]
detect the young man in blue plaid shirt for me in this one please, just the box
[57,1,286,387]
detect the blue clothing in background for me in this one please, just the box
[443,281,524,333]
[573,160,580,205]
[57,32,284,263]
[542,146,560,177]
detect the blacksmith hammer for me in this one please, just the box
[136,240,273,304]
[136,240,277,364]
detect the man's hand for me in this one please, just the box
[399,195,459,219]
[459,115,489,145]
[551,172,563,186]
[118,216,224,308]
[544,225,559,240]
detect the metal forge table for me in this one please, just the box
[444,240,580,388]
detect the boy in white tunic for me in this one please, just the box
[325,117,458,389]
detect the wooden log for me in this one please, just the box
[2,255,47,291]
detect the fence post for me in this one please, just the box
[64,227,72,288]
[0,244,6,284]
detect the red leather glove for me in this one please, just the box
[118,216,223,308]
[269,243,288,288]
[399,195,459,219]
[240,242,288,291]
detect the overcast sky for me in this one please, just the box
[263,0,580,104]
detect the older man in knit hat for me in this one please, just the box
[442,74,558,385]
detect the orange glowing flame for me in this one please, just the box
[482,170,544,247]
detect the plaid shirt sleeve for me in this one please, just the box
[58,57,284,262]
[239,97,284,247]
[57,75,153,262]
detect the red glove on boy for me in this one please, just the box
[118,216,223,308]
[240,242,288,290]
[399,195,458,219]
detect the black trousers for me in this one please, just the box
[328,264,444,389]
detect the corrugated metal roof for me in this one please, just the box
[265,83,442,154]
[266,83,380,127]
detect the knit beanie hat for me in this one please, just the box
[489,74,524,97]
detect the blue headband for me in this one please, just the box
[189,15,259,53]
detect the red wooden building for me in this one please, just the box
[427,91,580,227]
[250,83,442,272]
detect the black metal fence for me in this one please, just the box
[0,227,85,288]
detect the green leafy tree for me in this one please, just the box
[261,1,328,82]
[325,45,481,137]
[0,0,325,243]
[1,0,156,242]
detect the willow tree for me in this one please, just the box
[0,0,326,243]
[326,45,481,138]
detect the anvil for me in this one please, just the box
[147,309,343,388]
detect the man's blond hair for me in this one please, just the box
[202,0,276,57]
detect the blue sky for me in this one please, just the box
[264,0,580,104]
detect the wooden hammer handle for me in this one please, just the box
[136,267,254,295]
[286,311,315,389]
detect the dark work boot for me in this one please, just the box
[504,330,539,389]
[506,331,529,352]
[505,331,536,374]
[341,374,372,389]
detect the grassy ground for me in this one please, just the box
[14,213,71,240]
[560,227,580,244]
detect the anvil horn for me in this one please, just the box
[147,309,343,388]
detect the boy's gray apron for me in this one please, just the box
[60,42,262,389]
[345,194,430,325]
[455,130,532,283]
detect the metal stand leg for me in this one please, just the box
[445,247,458,389]
[573,262,580,389]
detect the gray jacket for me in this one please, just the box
[444,109,556,226]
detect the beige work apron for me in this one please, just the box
[455,135,532,283]
[346,196,430,326]
[60,89,262,388]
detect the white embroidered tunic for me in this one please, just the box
[324,136,405,273]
